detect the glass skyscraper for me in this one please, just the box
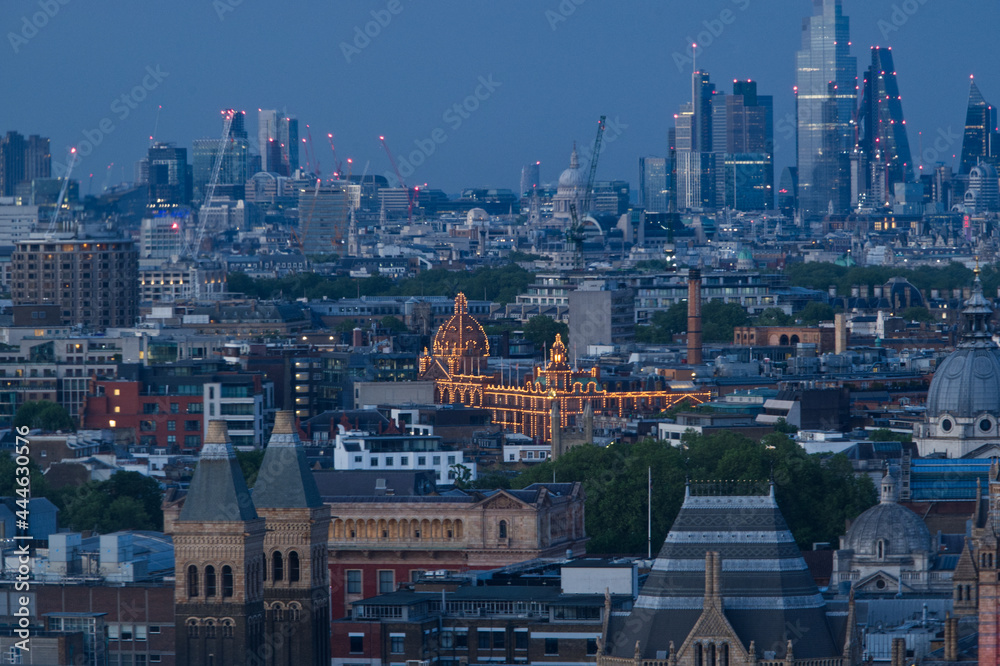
[959,78,999,175]
[795,0,856,219]
[639,157,667,212]
[854,46,913,207]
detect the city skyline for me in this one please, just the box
[4,0,999,195]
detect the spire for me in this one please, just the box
[570,143,579,170]
[958,270,994,347]
[252,410,323,509]
[453,292,468,315]
[179,420,258,522]
[880,468,897,504]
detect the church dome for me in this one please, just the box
[432,293,490,358]
[843,473,931,557]
[558,146,586,189]
[926,274,1000,419]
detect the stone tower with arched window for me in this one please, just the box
[172,420,266,666]
[252,410,332,665]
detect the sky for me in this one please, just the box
[2,0,998,197]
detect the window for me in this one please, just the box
[498,520,508,539]
[418,456,426,465]
[455,630,468,648]
[108,624,120,639]
[185,420,199,431]
[386,456,394,467]
[187,565,199,597]
[121,624,134,640]
[136,625,147,641]
[378,570,394,594]
[142,403,159,414]
[587,638,598,655]
[432,455,441,465]
[347,570,362,594]
[370,458,378,467]
[349,635,364,653]
[545,638,559,655]
[515,631,529,650]
[223,565,234,597]
[390,635,405,654]
[184,435,200,447]
[401,456,408,465]
[170,403,180,413]
[149,626,160,634]
[273,551,284,581]
[289,551,300,582]
[205,566,216,596]
[167,420,176,431]
[447,455,456,464]
[187,403,203,414]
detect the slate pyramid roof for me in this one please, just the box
[607,484,843,661]
[252,410,323,509]
[179,420,258,522]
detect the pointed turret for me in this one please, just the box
[180,420,258,522]
[253,410,323,509]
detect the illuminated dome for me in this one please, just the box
[432,293,490,358]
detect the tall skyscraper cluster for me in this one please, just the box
[0,131,51,198]
[257,109,300,176]
[670,72,774,213]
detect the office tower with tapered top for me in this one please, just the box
[795,0,857,219]
[720,79,774,210]
[854,46,913,207]
[959,76,999,175]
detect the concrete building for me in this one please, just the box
[568,281,635,356]
[11,232,139,329]
[0,204,39,245]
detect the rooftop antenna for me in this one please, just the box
[149,104,162,147]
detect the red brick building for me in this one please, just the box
[82,379,204,452]
[324,483,588,622]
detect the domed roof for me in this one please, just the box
[926,273,1000,418]
[843,473,931,557]
[558,145,587,189]
[432,293,490,358]
[884,276,925,310]
[466,208,489,225]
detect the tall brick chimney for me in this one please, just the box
[687,268,702,365]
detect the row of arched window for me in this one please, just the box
[185,618,235,639]
[186,551,303,600]
[693,642,729,666]
[266,602,302,622]
[955,584,975,601]
[187,565,234,598]
[332,518,464,541]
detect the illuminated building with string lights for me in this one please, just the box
[419,293,711,442]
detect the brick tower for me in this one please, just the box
[172,420,266,666]
[251,410,332,665]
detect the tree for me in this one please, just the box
[635,303,688,344]
[0,452,49,499]
[755,307,794,327]
[869,428,911,443]
[58,471,164,533]
[236,449,265,488]
[701,301,749,342]
[512,431,875,553]
[797,301,835,325]
[14,401,75,432]
[901,306,935,324]
[523,315,569,350]
[379,315,408,333]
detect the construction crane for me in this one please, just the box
[305,124,319,177]
[327,133,344,179]
[566,116,606,269]
[47,147,77,235]
[379,135,414,222]
[189,109,235,258]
